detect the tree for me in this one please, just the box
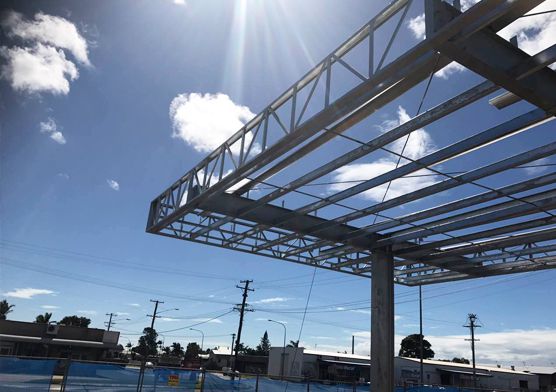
[170,342,184,357]
[60,315,91,327]
[234,342,256,355]
[287,340,299,348]
[255,331,271,356]
[398,334,434,359]
[452,357,470,364]
[0,299,15,320]
[184,342,201,360]
[35,312,52,323]
[132,327,159,357]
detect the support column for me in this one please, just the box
[371,248,394,392]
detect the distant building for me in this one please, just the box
[514,366,556,392]
[268,347,541,390]
[206,346,268,374]
[268,347,370,382]
[0,320,120,361]
[398,357,539,391]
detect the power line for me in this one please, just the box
[0,240,240,282]
[0,256,236,306]
[158,310,235,334]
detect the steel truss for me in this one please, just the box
[147,0,556,286]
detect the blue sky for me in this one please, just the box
[1,0,556,367]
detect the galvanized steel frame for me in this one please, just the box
[147,0,556,286]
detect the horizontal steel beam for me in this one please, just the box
[376,190,556,247]
[432,0,556,114]
[419,226,556,261]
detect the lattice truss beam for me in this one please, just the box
[147,0,556,285]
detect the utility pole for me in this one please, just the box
[464,313,481,389]
[232,280,254,374]
[352,335,355,355]
[147,299,164,329]
[137,300,164,392]
[106,313,115,331]
[105,312,130,331]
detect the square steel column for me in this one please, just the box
[371,248,394,392]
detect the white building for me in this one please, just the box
[268,347,540,390]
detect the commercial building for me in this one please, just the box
[0,320,121,361]
[268,347,542,390]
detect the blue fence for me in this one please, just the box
[0,356,57,391]
[203,373,366,392]
[0,357,492,392]
[65,362,198,391]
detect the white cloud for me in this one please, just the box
[429,329,556,365]
[107,179,120,191]
[407,14,425,40]
[128,303,141,307]
[192,318,223,324]
[349,329,556,365]
[77,310,97,315]
[169,92,256,154]
[434,62,467,79]
[3,288,54,299]
[1,44,78,95]
[252,297,291,304]
[57,172,70,180]
[3,11,90,65]
[499,0,556,57]
[0,11,89,95]
[523,157,550,175]
[159,317,179,322]
[173,0,186,5]
[329,107,438,202]
[41,305,59,309]
[39,118,67,144]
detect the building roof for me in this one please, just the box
[512,365,556,375]
[400,357,535,376]
[0,334,117,348]
[303,349,370,361]
[321,359,370,367]
[210,346,233,356]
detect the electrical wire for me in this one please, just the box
[157,310,235,333]
[0,256,237,306]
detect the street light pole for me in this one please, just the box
[268,319,286,380]
[189,328,205,352]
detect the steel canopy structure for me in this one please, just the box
[147,1,556,390]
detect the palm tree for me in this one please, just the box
[35,312,53,323]
[171,342,184,357]
[287,340,299,348]
[0,299,15,320]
